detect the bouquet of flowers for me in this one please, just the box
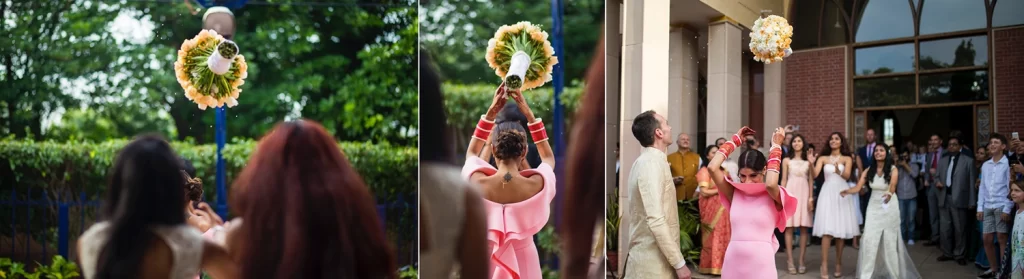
[749,15,793,64]
[485,21,559,91]
[174,29,248,110]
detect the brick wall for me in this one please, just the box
[995,26,1024,135]
[784,46,848,151]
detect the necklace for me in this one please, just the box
[829,154,840,164]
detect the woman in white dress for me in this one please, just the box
[77,135,237,279]
[842,143,921,279]
[812,132,860,279]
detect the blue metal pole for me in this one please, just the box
[215,106,228,219]
[550,0,565,270]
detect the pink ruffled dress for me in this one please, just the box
[462,157,557,279]
[719,180,797,279]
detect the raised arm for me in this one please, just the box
[841,157,854,180]
[765,127,787,209]
[465,84,509,160]
[708,127,757,202]
[634,159,687,270]
[509,91,555,167]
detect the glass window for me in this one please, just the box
[993,0,1024,27]
[855,44,915,76]
[919,70,989,104]
[919,0,986,35]
[791,0,823,50]
[854,0,914,42]
[919,36,988,70]
[854,75,916,107]
[884,118,894,146]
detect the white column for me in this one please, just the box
[618,0,671,272]
[741,52,750,127]
[617,0,643,273]
[764,62,786,141]
[667,27,700,153]
[605,0,622,207]
[706,21,744,146]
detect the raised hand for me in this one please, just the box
[737,126,756,139]
[771,127,785,146]
[486,83,509,118]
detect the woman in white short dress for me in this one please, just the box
[812,132,861,278]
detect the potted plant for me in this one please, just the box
[605,191,620,274]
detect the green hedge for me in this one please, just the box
[441,82,583,153]
[0,138,418,202]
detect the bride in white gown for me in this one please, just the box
[842,143,921,279]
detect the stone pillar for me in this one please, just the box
[667,26,700,153]
[605,0,621,208]
[705,20,744,147]
[763,62,786,143]
[618,0,670,272]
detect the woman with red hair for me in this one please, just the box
[213,120,397,279]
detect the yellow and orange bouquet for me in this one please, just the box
[749,15,793,64]
[485,21,559,90]
[174,29,248,110]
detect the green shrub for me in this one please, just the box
[0,256,79,279]
[441,82,583,154]
[0,138,417,202]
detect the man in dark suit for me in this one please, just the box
[855,129,878,232]
[935,136,976,265]
[924,133,946,246]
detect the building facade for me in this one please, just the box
[606,0,1024,273]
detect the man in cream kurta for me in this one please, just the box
[624,111,691,279]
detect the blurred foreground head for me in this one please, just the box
[229,120,396,279]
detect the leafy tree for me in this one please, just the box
[420,0,602,84]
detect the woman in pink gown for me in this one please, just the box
[706,127,797,279]
[463,83,557,279]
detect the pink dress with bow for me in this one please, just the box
[719,180,797,279]
[462,157,556,279]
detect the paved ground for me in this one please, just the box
[682,241,984,279]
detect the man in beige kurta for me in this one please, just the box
[624,111,691,279]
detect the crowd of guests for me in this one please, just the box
[636,126,1024,279]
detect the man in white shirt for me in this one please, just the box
[623,110,691,279]
[976,133,1013,278]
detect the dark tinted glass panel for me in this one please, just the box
[994,0,1024,27]
[854,0,914,42]
[919,70,989,104]
[854,75,916,108]
[855,44,915,76]
[919,36,988,70]
[920,0,986,35]
[822,0,851,46]
[791,0,823,50]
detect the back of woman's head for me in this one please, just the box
[96,135,185,279]
[230,120,396,279]
[738,149,767,171]
[180,158,203,202]
[491,122,528,162]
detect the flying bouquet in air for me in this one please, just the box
[749,15,793,64]
[174,29,248,110]
[485,21,559,91]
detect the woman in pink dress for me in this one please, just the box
[463,83,556,279]
[706,126,797,279]
[782,134,814,274]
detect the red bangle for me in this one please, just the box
[531,127,548,143]
[527,118,544,131]
[767,160,781,173]
[731,134,744,146]
[717,141,736,158]
[478,115,496,130]
[473,126,491,142]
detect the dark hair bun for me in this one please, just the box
[493,122,527,161]
[182,170,204,202]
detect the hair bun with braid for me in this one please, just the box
[492,122,527,161]
[181,170,204,202]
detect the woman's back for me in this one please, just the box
[79,222,203,279]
